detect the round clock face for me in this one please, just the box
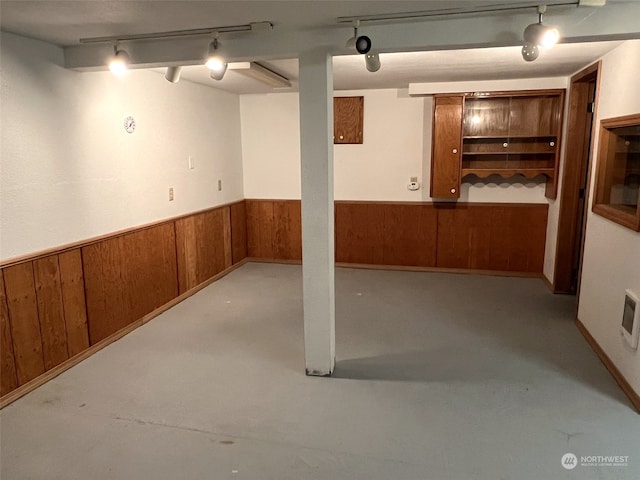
[124,116,136,133]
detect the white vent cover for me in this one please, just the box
[621,290,639,349]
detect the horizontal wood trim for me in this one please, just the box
[0,200,246,269]
[575,318,640,413]
[0,258,248,409]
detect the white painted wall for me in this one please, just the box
[578,40,640,397]
[240,86,558,203]
[0,32,244,261]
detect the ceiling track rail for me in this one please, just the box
[336,1,579,25]
[79,22,272,44]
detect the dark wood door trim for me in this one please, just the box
[553,62,601,294]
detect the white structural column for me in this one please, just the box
[298,49,335,376]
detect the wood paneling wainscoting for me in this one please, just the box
[247,199,548,274]
[0,201,247,406]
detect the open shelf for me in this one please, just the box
[462,168,554,179]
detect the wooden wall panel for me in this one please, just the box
[33,256,69,370]
[381,204,438,267]
[84,223,178,344]
[335,203,438,267]
[230,201,248,264]
[0,272,18,396]
[246,200,302,260]
[3,262,45,385]
[58,250,90,357]
[436,204,548,272]
[82,237,126,344]
[335,203,384,264]
[175,208,227,293]
[249,199,546,274]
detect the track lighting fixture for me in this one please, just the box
[521,5,559,62]
[345,20,372,55]
[165,66,182,83]
[109,44,129,75]
[365,53,381,73]
[206,37,228,80]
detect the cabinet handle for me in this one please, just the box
[503,142,508,148]
[450,188,456,194]
[550,141,555,147]
[339,135,344,140]
[452,148,458,154]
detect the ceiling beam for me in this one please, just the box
[64,3,640,71]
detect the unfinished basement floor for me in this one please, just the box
[1,263,638,479]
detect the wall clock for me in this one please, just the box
[124,116,136,133]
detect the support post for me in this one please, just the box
[298,49,335,376]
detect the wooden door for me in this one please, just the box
[334,96,364,144]
[431,95,463,198]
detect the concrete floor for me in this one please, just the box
[1,263,638,480]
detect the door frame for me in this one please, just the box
[553,62,601,294]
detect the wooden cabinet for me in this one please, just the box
[334,96,363,144]
[431,95,464,198]
[430,90,564,199]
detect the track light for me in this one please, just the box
[365,53,381,72]
[165,66,182,83]
[346,20,372,55]
[206,37,228,80]
[109,44,129,75]
[521,5,559,62]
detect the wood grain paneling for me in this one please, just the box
[83,223,178,343]
[33,256,69,370]
[334,96,364,144]
[230,201,248,264]
[246,200,302,260]
[436,204,547,272]
[58,250,90,357]
[175,208,227,293]
[431,95,464,198]
[3,262,45,385]
[250,200,547,274]
[0,273,18,396]
[335,203,438,266]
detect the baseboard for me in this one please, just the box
[541,274,555,292]
[335,262,541,278]
[247,258,542,278]
[0,258,249,409]
[575,318,640,413]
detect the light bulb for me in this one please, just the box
[541,27,559,49]
[109,49,129,75]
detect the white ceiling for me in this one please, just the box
[0,1,631,94]
[0,0,584,47]
[157,41,621,94]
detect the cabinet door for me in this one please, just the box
[334,96,364,144]
[431,95,463,198]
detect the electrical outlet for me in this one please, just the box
[218,179,222,191]
[410,176,418,182]
[169,187,174,201]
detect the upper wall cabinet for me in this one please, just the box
[334,96,364,144]
[430,90,565,199]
